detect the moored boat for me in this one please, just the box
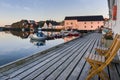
[29,27,47,41]
[60,30,80,36]
[29,32,47,41]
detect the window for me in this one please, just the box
[71,22,73,25]
[84,26,86,28]
[98,26,99,28]
[66,22,68,25]
[91,22,93,24]
[98,22,99,24]
[84,22,86,24]
[91,26,93,28]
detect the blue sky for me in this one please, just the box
[0,0,108,26]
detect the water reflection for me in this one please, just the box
[30,39,45,46]
[64,36,77,42]
[10,31,30,39]
[9,30,80,46]
[0,30,80,66]
[9,30,80,47]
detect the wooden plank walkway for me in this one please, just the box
[0,33,120,80]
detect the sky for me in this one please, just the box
[0,0,108,26]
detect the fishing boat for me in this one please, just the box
[60,30,80,36]
[29,27,47,41]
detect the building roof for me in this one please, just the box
[64,15,104,21]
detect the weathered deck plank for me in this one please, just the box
[9,42,80,78]
[115,63,120,77]
[23,35,92,80]
[58,37,98,80]
[1,36,84,79]
[78,38,99,80]
[109,63,120,80]
[0,33,120,80]
[45,35,96,80]
[8,35,89,79]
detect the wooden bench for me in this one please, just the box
[85,38,120,80]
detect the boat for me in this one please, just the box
[29,27,47,41]
[29,32,47,41]
[60,30,80,36]
[68,31,80,36]
[60,30,71,36]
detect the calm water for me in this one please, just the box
[0,31,77,66]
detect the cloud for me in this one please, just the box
[23,7,31,11]
[0,2,31,11]
[0,2,13,8]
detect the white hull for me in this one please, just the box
[29,34,47,41]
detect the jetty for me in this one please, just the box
[0,33,120,80]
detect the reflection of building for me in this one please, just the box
[64,15,104,30]
[10,31,30,39]
[55,25,64,30]
[63,36,76,42]
[21,32,30,38]
[0,27,3,31]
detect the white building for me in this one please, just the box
[42,22,48,29]
[108,0,120,34]
[107,0,120,60]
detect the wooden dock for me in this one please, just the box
[0,33,120,80]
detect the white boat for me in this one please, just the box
[29,27,47,41]
[60,30,71,36]
[60,30,80,36]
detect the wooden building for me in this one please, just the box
[64,15,104,30]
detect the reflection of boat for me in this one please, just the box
[38,27,42,33]
[60,30,80,36]
[46,35,55,40]
[22,28,25,32]
[54,34,62,38]
[30,39,45,46]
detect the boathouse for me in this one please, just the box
[64,15,104,30]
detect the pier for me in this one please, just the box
[0,33,120,80]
